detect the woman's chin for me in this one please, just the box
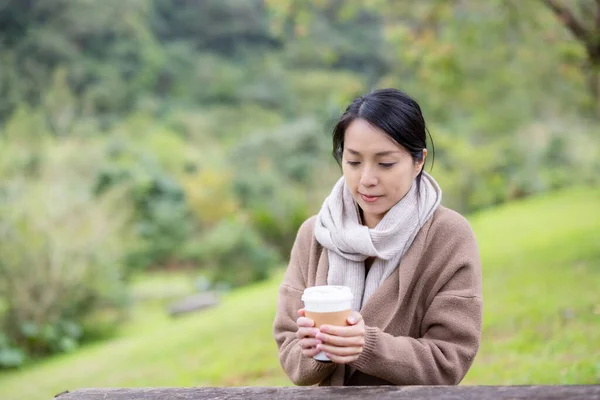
[360,203,389,219]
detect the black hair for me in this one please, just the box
[332,88,435,193]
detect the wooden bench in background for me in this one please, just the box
[54,385,600,399]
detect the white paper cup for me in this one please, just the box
[301,285,353,362]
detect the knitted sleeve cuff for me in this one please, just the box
[311,357,337,372]
[349,325,379,371]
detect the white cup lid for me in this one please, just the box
[301,285,353,303]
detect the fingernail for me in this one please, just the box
[348,317,356,324]
[320,326,328,333]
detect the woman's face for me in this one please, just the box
[342,118,426,229]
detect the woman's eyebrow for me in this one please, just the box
[345,148,401,156]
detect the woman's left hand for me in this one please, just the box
[315,311,365,364]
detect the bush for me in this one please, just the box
[187,216,281,288]
[0,135,131,368]
[232,118,330,191]
[230,118,332,256]
[95,129,195,273]
[430,119,600,214]
[234,171,312,257]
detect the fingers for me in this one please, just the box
[298,338,322,350]
[296,326,319,340]
[298,337,322,358]
[301,347,321,358]
[296,316,315,328]
[296,309,366,362]
[347,311,363,325]
[319,322,364,338]
[315,330,365,348]
[315,313,365,355]
[296,310,320,358]
[317,342,362,358]
[319,352,360,364]
[300,344,321,358]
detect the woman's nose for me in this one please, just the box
[359,167,378,187]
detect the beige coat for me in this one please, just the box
[273,206,483,386]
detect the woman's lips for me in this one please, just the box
[360,193,381,203]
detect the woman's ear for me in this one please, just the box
[416,148,427,176]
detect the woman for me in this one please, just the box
[273,88,482,386]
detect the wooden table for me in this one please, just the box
[54,385,600,399]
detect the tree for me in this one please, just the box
[541,0,600,115]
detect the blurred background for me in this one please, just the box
[0,0,598,398]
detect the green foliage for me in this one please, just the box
[430,119,600,213]
[267,0,388,83]
[0,333,26,369]
[242,177,313,260]
[181,165,239,227]
[0,130,131,367]
[151,0,278,54]
[230,118,333,255]
[94,130,194,274]
[286,69,366,117]
[232,118,329,189]
[191,216,281,288]
[0,0,153,120]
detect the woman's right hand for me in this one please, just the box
[296,308,322,358]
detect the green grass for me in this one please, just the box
[463,186,600,384]
[1,186,599,399]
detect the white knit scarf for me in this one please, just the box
[314,172,442,311]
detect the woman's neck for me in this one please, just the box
[359,208,382,229]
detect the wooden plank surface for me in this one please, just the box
[54,385,600,400]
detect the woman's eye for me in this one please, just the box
[379,163,396,168]
[346,161,360,166]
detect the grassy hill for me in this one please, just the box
[1,186,599,399]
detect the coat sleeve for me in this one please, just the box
[350,217,483,385]
[273,218,336,386]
